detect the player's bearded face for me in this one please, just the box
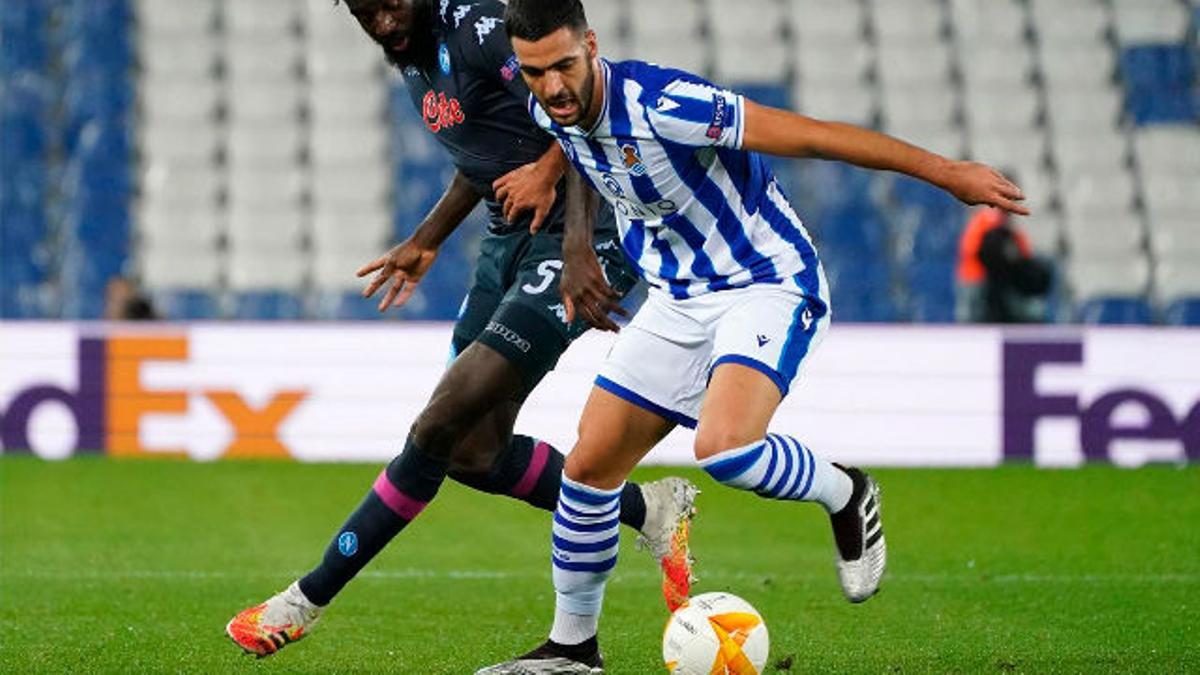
[345,0,434,69]
[513,28,600,128]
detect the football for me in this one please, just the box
[662,592,770,674]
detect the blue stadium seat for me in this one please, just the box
[1164,299,1200,326]
[1121,46,1194,89]
[233,292,306,320]
[154,291,220,321]
[0,207,46,249]
[906,261,956,323]
[1077,297,1154,325]
[326,292,388,321]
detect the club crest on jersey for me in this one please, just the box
[438,42,452,75]
[423,90,465,132]
[621,144,647,176]
[707,94,728,140]
[337,531,358,557]
[501,54,520,82]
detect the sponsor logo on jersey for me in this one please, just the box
[475,16,501,44]
[706,93,728,140]
[438,42,452,75]
[484,321,532,353]
[422,90,465,133]
[501,54,520,81]
[621,144,647,176]
[601,172,625,198]
[453,3,475,28]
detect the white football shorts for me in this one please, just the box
[595,284,830,428]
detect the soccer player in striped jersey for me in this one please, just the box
[477,1,1030,672]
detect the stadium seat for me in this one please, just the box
[963,84,1040,134]
[1038,43,1117,89]
[134,0,219,35]
[1155,259,1200,309]
[225,0,303,37]
[140,77,221,122]
[311,164,392,214]
[1052,133,1128,181]
[950,0,1027,47]
[152,290,220,320]
[1120,45,1194,89]
[1112,0,1190,44]
[309,79,388,125]
[1077,297,1154,324]
[713,39,790,84]
[141,243,221,290]
[311,124,389,166]
[869,0,944,46]
[789,0,865,43]
[887,124,965,159]
[139,120,220,164]
[1148,217,1200,262]
[1064,212,1145,258]
[1030,0,1110,45]
[795,40,872,85]
[1062,172,1138,219]
[877,43,952,86]
[226,79,304,123]
[1142,173,1200,220]
[1134,126,1200,174]
[228,246,307,291]
[224,36,302,80]
[631,36,709,75]
[232,291,305,320]
[882,83,957,129]
[796,83,875,126]
[1067,255,1151,302]
[1164,299,1200,326]
[1045,86,1123,133]
[307,39,380,80]
[138,35,219,79]
[227,167,307,212]
[227,205,307,250]
[139,162,223,211]
[969,132,1047,176]
[137,204,223,250]
[958,45,1033,86]
[227,122,304,168]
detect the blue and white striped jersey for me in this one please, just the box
[529,59,827,304]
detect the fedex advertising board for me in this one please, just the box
[1,323,1196,466]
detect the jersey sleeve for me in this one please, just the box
[644,79,746,150]
[456,1,531,101]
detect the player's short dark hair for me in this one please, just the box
[504,0,589,42]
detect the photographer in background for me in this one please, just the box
[956,206,1053,324]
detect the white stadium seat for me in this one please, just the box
[135,0,219,34]
[1062,171,1138,219]
[140,161,222,209]
[311,210,393,253]
[959,45,1033,86]
[311,162,393,213]
[870,0,944,45]
[1155,260,1200,304]
[886,124,965,158]
[139,36,218,79]
[227,122,304,168]
[630,0,703,41]
[796,41,872,85]
[224,37,302,81]
[227,248,307,290]
[1112,0,1190,44]
[969,132,1048,176]
[307,40,381,80]
[227,167,307,210]
[963,84,1040,133]
[1133,127,1200,175]
[795,83,876,126]
[950,0,1027,47]
[1052,133,1128,181]
[225,0,303,37]
[1064,213,1145,259]
[713,38,790,84]
[227,207,307,249]
[139,120,221,164]
[140,77,221,122]
[877,43,952,86]
[789,0,865,42]
[137,204,223,250]
[311,125,390,166]
[1149,220,1200,266]
[1030,0,1110,45]
[141,243,222,289]
[1038,43,1117,89]
[226,79,304,122]
[630,37,709,75]
[586,0,626,43]
[1067,255,1151,299]
[1044,86,1123,133]
[309,79,387,125]
[882,83,957,128]
[1142,174,1200,220]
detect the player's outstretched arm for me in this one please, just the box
[559,168,627,332]
[357,170,482,312]
[741,101,1030,216]
[493,142,569,234]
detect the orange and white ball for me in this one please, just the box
[662,592,769,674]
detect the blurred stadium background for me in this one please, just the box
[2,0,1199,324]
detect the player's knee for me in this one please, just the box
[562,443,615,488]
[694,427,760,462]
[446,433,503,476]
[411,396,472,458]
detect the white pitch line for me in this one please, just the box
[4,569,1198,584]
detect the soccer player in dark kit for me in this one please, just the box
[225,0,697,657]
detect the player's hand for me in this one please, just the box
[493,163,558,234]
[560,249,628,332]
[356,240,439,313]
[941,162,1031,216]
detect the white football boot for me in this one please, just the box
[829,466,887,603]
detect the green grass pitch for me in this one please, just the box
[1,458,1197,673]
